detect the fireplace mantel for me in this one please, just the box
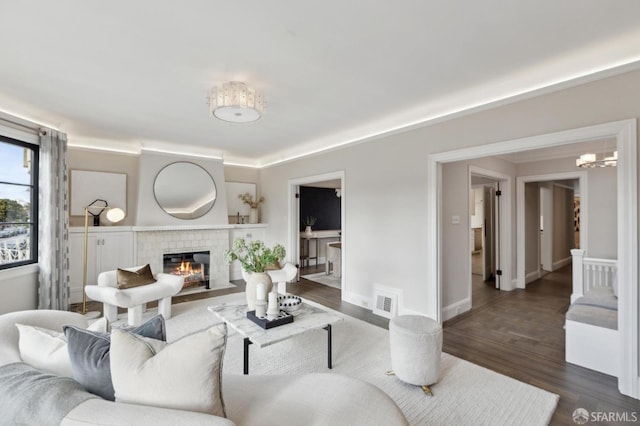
[131,224,267,232]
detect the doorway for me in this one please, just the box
[428,119,637,398]
[517,172,586,288]
[287,171,345,294]
[469,169,506,310]
[470,176,499,284]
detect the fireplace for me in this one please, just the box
[163,251,210,290]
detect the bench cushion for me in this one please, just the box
[566,287,618,330]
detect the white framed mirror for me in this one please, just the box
[153,162,217,219]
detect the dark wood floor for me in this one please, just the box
[73,264,639,424]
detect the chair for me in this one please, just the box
[325,242,342,277]
[84,266,184,326]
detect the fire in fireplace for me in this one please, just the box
[163,251,210,290]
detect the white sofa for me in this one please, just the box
[0,309,409,426]
[85,267,184,326]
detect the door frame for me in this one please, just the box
[469,167,511,293]
[287,170,346,292]
[516,171,588,288]
[427,118,637,398]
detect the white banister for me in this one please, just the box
[571,249,585,303]
[571,249,617,303]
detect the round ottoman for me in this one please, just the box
[389,315,442,392]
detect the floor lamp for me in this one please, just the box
[82,199,125,317]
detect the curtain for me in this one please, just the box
[37,129,69,310]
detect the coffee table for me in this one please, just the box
[208,300,343,374]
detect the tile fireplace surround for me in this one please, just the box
[134,226,231,289]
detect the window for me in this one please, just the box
[0,135,38,269]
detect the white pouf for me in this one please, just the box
[389,315,442,386]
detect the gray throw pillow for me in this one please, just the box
[63,315,166,400]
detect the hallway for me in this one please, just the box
[444,266,637,424]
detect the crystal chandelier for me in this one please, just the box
[575,151,618,168]
[208,81,264,123]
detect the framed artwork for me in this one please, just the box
[225,182,256,216]
[70,170,127,216]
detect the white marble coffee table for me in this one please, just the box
[208,300,343,374]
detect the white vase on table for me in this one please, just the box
[244,271,272,310]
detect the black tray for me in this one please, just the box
[247,310,293,329]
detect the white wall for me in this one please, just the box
[516,158,617,258]
[67,148,139,227]
[0,266,38,314]
[260,135,429,309]
[261,67,640,318]
[134,151,229,226]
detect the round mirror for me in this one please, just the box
[153,162,217,219]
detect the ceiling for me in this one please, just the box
[1,1,640,167]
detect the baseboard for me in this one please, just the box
[442,298,471,321]
[525,270,540,285]
[552,256,572,271]
[342,290,373,311]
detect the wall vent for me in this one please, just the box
[372,285,400,319]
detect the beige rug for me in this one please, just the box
[132,293,559,426]
[300,271,342,289]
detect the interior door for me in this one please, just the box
[540,186,553,272]
[482,186,495,282]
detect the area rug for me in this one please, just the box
[300,271,342,289]
[130,293,559,426]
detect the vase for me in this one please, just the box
[249,208,259,224]
[245,271,273,310]
[305,225,312,236]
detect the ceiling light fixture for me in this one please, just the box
[208,81,264,123]
[576,150,618,168]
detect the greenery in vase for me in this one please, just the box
[224,238,286,273]
[238,193,265,208]
[303,216,317,227]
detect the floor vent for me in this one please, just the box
[372,286,400,319]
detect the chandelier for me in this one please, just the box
[575,151,618,168]
[208,81,264,123]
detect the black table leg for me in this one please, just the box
[324,324,332,369]
[243,338,253,375]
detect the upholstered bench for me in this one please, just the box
[85,266,184,326]
[389,314,442,395]
[565,286,619,376]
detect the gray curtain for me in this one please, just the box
[38,129,69,310]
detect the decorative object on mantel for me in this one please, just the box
[303,216,317,236]
[208,81,265,123]
[238,192,264,224]
[82,201,125,318]
[224,238,286,310]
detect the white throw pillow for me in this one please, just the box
[16,324,73,377]
[15,317,108,378]
[110,323,227,417]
